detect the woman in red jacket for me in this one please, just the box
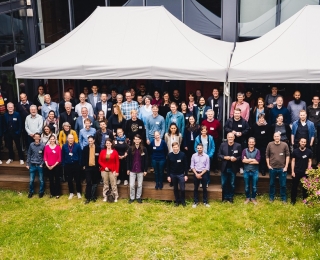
[98,138,120,202]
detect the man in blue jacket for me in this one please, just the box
[291,110,315,149]
[269,96,290,125]
[3,102,24,164]
[165,102,185,137]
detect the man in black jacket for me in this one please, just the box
[206,87,225,122]
[60,102,78,130]
[94,93,112,119]
[33,85,45,115]
[125,110,146,144]
[59,91,76,114]
[218,133,242,203]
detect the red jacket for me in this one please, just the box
[201,119,221,140]
[98,149,120,173]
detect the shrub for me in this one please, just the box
[301,167,320,206]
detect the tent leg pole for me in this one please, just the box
[16,78,20,102]
[222,83,226,139]
[62,79,65,94]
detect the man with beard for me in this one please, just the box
[265,85,280,110]
[307,95,320,164]
[125,110,146,144]
[291,110,315,149]
[287,91,306,124]
[172,89,183,108]
[206,87,225,122]
[290,138,312,205]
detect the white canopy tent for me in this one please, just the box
[14,6,233,82]
[229,5,320,83]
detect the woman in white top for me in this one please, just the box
[41,125,58,145]
[138,95,153,125]
[164,122,182,153]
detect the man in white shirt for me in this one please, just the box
[75,93,94,117]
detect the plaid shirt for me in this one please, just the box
[121,101,139,120]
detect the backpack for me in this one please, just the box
[105,187,115,203]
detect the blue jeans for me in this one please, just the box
[243,170,259,199]
[171,174,186,204]
[29,165,44,194]
[194,172,208,203]
[221,168,236,200]
[152,159,166,188]
[269,168,287,201]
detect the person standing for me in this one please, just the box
[82,136,101,203]
[121,91,139,120]
[59,102,78,130]
[138,95,153,125]
[75,93,94,118]
[291,138,312,205]
[25,105,43,148]
[307,95,320,164]
[191,143,210,208]
[41,94,59,120]
[125,110,146,143]
[113,128,129,186]
[218,133,242,203]
[26,133,45,198]
[87,85,101,112]
[3,102,24,164]
[74,107,95,135]
[269,96,290,125]
[266,132,290,203]
[165,102,185,137]
[79,118,96,149]
[43,135,61,199]
[207,87,224,122]
[98,138,120,203]
[291,110,315,149]
[167,142,189,207]
[58,122,78,147]
[95,120,113,149]
[59,91,76,114]
[94,93,112,119]
[33,85,45,115]
[127,134,148,204]
[265,85,280,110]
[230,92,250,122]
[242,137,260,205]
[183,116,200,168]
[287,91,307,124]
[62,134,82,200]
[164,122,183,154]
[150,131,168,190]
[107,104,126,135]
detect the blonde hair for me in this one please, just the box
[113,104,124,122]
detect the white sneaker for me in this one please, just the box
[103,197,107,202]
[20,160,24,165]
[68,193,74,200]
[192,203,198,208]
[204,203,211,208]
[114,199,118,202]
[124,180,128,186]
[240,168,244,174]
[77,193,82,199]
[0,160,2,164]
[116,179,121,185]
[6,159,13,164]
[200,183,202,188]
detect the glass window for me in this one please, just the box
[239,0,278,37]
[11,10,30,63]
[280,0,319,23]
[0,13,15,56]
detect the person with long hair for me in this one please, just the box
[93,110,106,130]
[187,92,197,114]
[107,104,126,135]
[43,135,61,199]
[150,131,168,190]
[98,138,120,202]
[138,95,153,125]
[43,110,59,136]
[194,96,210,125]
[250,114,270,176]
[270,114,291,144]
[151,90,162,106]
[183,115,200,167]
[41,125,57,145]
[250,97,269,127]
[127,134,148,204]
[165,102,185,137]
[181,101,193,127]
[113,128,129,186]
[58,122,78,147]
[159,91,171,118]
[164,122,182,153]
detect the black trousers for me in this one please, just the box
[65,163,81,194]
[6,132,24,160]
[291,172,307,202]
[119,158,128,181]
[46,165,61,196]
[85,166,100,200]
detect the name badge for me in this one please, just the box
[139,126,142,129]
[74,117,77,120]
[69,152,73,156]
[185,117,189,120]
[53,124,57,128]
[273,102,276,105]
[194,104,197,107]
[215,104,219,107]
[141,153,145,156]
[153,147,156,150]
[261,131,265,134]
[172,119,177,123]
[87,135,90,137]
[317,111,319,116]
[234,150,238,153]
[105,135,109,138]
[72,107,75,109]
[210,127,214,130]
[95,153,99,156]
[108,108,111,111]
[52,150,56,153]
[280,153,283,156]
[114,141,117,144]
[4,98,7,101]
[156,122,159,124]
[302,155,307,158]
[13,118,17,121]
[238,125,242,127]
[48,106,51,109]
[177,159,181,162]
[39,151,42,154]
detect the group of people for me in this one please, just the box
[0,83,317,206]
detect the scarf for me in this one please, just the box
[45,117,57,126]
[116,135,126,142]
[257,120,267,126]
[63,130,70,136]
[187,124,199,133]
[188,102,194,112]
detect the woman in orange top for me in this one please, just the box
[98,138,120,202]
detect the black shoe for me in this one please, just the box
[169,183,173,187]
[291,201,296,205]
[229,198,234,204]
[128,199,134,204]
[91,197,97,202]
[174,202,179,207]
[222,199,228,203]
[84,199,90,204]
[261,171,266,176]
[28,193,33,198]
[137,198,142,204]
[155,186,158,190]
[181,202,186,207]
[39,193,44,198]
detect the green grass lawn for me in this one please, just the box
[0,190,320,260]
